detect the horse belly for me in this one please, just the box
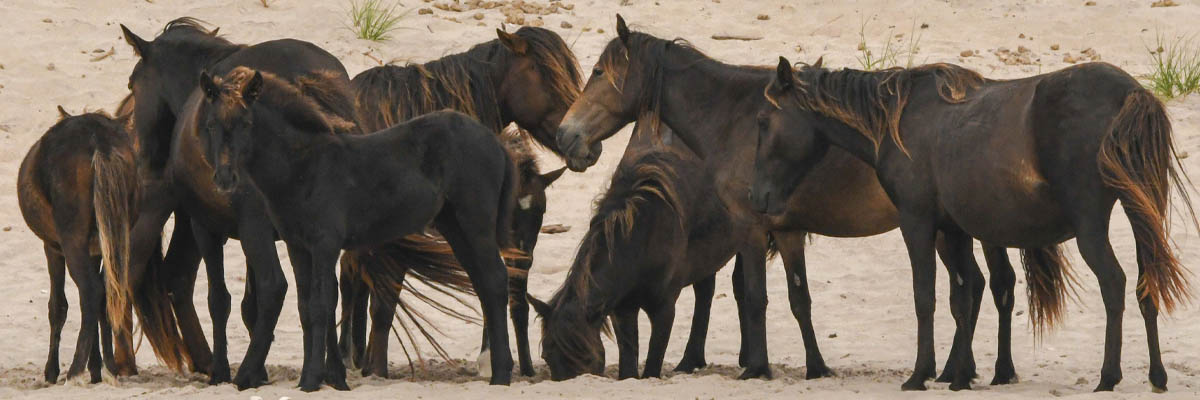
[771,150,898,237]
[937,164,1072,247]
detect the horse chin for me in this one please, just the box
[566,155,596,172]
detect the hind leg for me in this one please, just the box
[642,298,678,379]
[934,231,984,391]
[362,292,396,378]
[980,245,1018,385]
[337,261,368,370]
[62,241,103,383]
[1073,210,1125,391]
[674,274,713,373]
[898,215,938,391]
[613,306,640,379]
[775,231,833,379]
[44,245,67,383]
[736,241,772,380]
[192,223,232,384]
[1123,205,1168,392]
[509,266,536,377]
[435,210,513,385]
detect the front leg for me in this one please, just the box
[191,222,232,385]
[898,215,938,391]
[774,231,833,379]
[641,300,677,379]
[675,275,714,373]
[232,213,288,390]
[612,307,640,379]
[736,243,772,380]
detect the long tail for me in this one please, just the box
[1097,89,1196,314]
[342,235,479,363]
[1021,245,1078,335]
[92,141,139,364]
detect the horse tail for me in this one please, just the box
[90,134,142,367]
[342,235,480,362]
[133,247,192,372]
[1098,89,1196,314]
[1021,245,1078,336]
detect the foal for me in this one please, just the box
[19,108,138,383]
[200,67,518,390]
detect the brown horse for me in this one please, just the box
[18,107,139,383]
[753,57,1195,392]
[553,16,1022,384]
[343,27,579,378]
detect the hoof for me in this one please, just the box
[519,365,536,377]
[673,356,707,373]
[1093,374,1120,392]
[488,374,512,386]
[44,364,59,384]
[737,365,773,380]
[990,372,1019,385]
[949,380,972,391]
[325,369,349,391]
[208,364,232,385]
[361,364,388,379]
[233,367,269,390]
[805,364,835,380]
[901,377,928,391]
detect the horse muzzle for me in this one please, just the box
[557,127,601,172]
[212,168,239,193]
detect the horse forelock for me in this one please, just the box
[515,26,582,108]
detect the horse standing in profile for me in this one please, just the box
[753,57,1195,392]
[553,16,1026,384]
[342,27,576,378]
[18,107,139,383]
[198,67,519,390]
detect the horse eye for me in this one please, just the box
[592,68,604,77]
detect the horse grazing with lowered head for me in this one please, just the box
[198,66,519,390]
[19,106,140,384]
[554,16,1032,385]
[342,26,577,378]
[119,18,469,389]
[753,57,1195,392]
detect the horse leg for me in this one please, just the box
[363,292,396,378]
[62,240,102,383]
[736,243,772,380]
[1074,210,1125,391]
[980,245,1018,385]
[435,212,513,385]
[774,231,833,379]
[44,245,67,383]
[898,215,938,391]
[232,214,287,390]
[321,263,349,391]
[509,266,536,377]
[674,274,713,373]
[612,306,640,379]
[640,299,676,380]
[337,263,367,370]
[936,230,983,391]
[242,270,257,337]
[192,222,232,384]
[160,215,213,374]
[730,255,749,368]
[1122,204,1168,392]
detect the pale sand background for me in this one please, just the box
[1,0,1199,398]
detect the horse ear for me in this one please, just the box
[774,56,796,91]
[496,28,528,55]
[199,71,220,99]
[210,27,220,36]
[56,105,71,120]
[539,166,568,186]
[120,24,150,58]
[812,56,823,69]
[616,14,631,46]
[528,294,552,317]
[241,71,264,103]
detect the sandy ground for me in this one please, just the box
[2,0,1200,398]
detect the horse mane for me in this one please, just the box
[352,26,580,134]
[777,64,984,154]
[217,66,358,135]
[599,32,767,140]
[502,127,541,177]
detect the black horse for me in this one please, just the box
[752,57,1195,392]
[199,66,518,390]
[343,26,579,378]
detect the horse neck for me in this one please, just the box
[429,44,509,132]
[242,113,337,194]
[653,60,769,153]
[813,113,881,166]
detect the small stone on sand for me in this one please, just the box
[473,12,484,20]
[757,14,769,21]
[418,8,433,15]
[560,21,572,29]
[1050,44,1060,50]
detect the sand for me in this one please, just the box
[1,0,1199,398]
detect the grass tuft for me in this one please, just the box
[348,0,408,41]
[855,19,922,71]
[1145,30,1200,100]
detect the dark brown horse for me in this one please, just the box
[198,66,518,390]
[18,107,139,384]
[342,27,578,378]
[119,18,469,389]
[753,57,1195,392]
[553,16,1021,384]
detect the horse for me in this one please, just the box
[753,57,1196,392]
[18,107,139,384]
[119,18,469,389]
[197,66,519,390]
[553,16,1022,384]
[342,27,578,378]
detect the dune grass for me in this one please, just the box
[855,19,922,71]
[348,0,408,41]
[1145,31,1200,99]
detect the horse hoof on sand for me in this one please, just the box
[990,373,1019,385]
[901,379,928,391]
[233,368,269,391]
[949,381,972,391]
[737,365,773,380]
[673,357,707,373]
[805,364,834,379]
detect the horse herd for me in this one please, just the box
[17,14,1194,393]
